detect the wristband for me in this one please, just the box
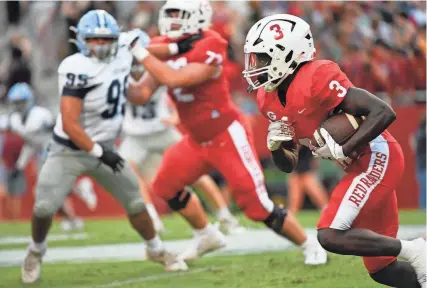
[89,143,103,158]
[168,43,179,55]
[131,42,149,62]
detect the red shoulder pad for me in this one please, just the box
[189,31,228,66]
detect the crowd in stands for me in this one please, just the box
[0,1,425,105]
[0,1,425,219]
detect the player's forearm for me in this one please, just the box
[340,88,396,156]
[271,147,298,173]
[127,72,158,105]
[131,42,193,88]
[146,44,175,59]
[136,55,182,88]
[62,121,95,152]
[127,83,152,105]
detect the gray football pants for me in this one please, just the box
[33,141,144,218]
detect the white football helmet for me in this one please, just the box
[158,0,213,39]
[243,14,316,92]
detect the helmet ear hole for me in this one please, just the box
[285,50,294,63]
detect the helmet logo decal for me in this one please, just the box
[270,24,284,40]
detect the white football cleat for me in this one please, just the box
[146,249,188,272]
[303,237,328,265]
[218,216,246,235]
[406,238,426,287]
[60,218,84,232]
[179,229,226,261]
[21,250,42,284]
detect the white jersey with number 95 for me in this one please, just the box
[53,34,133,143]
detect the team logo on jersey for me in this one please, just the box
[211,110,220,119]
[267,111,276,121]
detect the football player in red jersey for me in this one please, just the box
[127,0,327,264]
[244,14,426,288]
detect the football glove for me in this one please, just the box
[312,128,346,160]
[267,117,294,151]
[99,147,125,173]
[123,29,150,49]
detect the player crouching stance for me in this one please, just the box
[21,10,188,284]
[127,0,326,265]
[244,14,426,288]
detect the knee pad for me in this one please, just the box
[167,187,192,211]
[125,197,146,215]
[33,200,57,218]
[263,205,288,234]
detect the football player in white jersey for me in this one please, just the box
[0,83,95,230]
[120,61,245,235]
[21,10,188,284]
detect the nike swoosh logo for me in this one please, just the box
[298,108,306,114]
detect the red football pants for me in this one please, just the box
[152,120,274,221]
[318,136,404,274]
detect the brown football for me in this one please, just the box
[311,113,364,148]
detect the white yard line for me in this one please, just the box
[0,226,425,267]
[0,233,88,245]
[85,267,217,288]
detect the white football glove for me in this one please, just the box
[121,29,150,49]
[312,128,346,160]
[267,117,294,151]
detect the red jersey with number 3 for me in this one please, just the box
[256,60,396,159]
[150,30,240,143]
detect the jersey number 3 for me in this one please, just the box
[329,80,347,98]
[101,76,128,119]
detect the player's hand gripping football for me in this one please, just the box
[312,128,346,160]
[267,117,294,151]
[99,146,125,173]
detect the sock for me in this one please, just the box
[146,204,160,221]
[398,240,415,260]
[216,207,232,221]
[300,235,314,249]
[29,240,47,255]
[194,223,216,238]
[146,235,164,253]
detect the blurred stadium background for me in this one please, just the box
[0,2,425,287]
[0,0,424,220]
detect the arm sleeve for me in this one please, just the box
[311,62,354,114]
[61,84,99,99]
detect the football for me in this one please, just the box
[311,113,364,148]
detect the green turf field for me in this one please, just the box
[0,210,425,288]
[1,210,425,250]
[1,252,387,288]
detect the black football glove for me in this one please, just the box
[10,168,22,179]
[176,30,204,55]
[99,147,125,173]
